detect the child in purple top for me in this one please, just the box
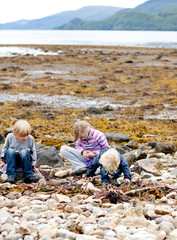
[60,120,109,175]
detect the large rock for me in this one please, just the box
[124,140,138,149]
[87,107,102,114]
[105,133,130,143]
[119,216,148,228]
[170,229,177,240]
[112,145,127,155]
[36,144,64,168]
[155,205,173,215]
[155,142,176,154]
[56,229,77,239]
[170,169,177,177]
[0,143,64,168]
[123,149,145,166]
[135,158,163,176]
[148,141,157,148]
[123,152,136,166]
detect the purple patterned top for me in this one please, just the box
[76,128,109,155]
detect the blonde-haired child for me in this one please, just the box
[99,148,120,174]
[60,120,109,175]
[13,119,31,138]
[73,120,91,142]
[0,120,39,184]
[87,147,131,184]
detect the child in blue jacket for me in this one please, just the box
[86,147,131,184]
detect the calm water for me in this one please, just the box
[0,30,177,48]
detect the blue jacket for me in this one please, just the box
[86,147,131,183]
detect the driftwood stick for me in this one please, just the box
[124,185,176,196]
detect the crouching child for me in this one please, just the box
[86,147,131,184]
[0,120,39,184]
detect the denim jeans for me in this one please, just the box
[100,167,122,183]
[5,148,34,178]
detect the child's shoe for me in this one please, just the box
[24,175,39,184]
[74,167,87,176]
[7,175,16,184]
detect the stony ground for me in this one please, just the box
[0,45,177,240]
[0,146,177,240]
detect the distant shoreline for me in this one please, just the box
[0,44,177,50]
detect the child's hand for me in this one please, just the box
[83,150,96,159]
[82,150,90,159]
[88,151,96,158]
[0,161,5,169]
[33,167,39,173]
[124,179,130,184]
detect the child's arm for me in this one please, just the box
[86,157,100,177]
[1,134,10,161]
[120,155,131,182]
[30,136,37,167]
[75,140,84,154]
[30,138,40,173]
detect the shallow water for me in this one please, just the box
[0,92,141,109]
[0,46,61,57]
[0,92,112,109]
[144,110,177,120]
[0,92,176,120]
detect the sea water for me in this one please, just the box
[0,30,177,48]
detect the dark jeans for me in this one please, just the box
[100,167,122,183]
[5,148,34,178]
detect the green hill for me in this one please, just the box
[135,0,177,13]
[58,7,177,31]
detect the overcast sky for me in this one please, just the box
[0,0,147,24]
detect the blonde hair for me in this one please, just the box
[99,148,120,174]
[73,120,91,142]
[13,120,31,137]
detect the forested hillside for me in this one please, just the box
[57,7,177,31]
[135,0,177,13]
